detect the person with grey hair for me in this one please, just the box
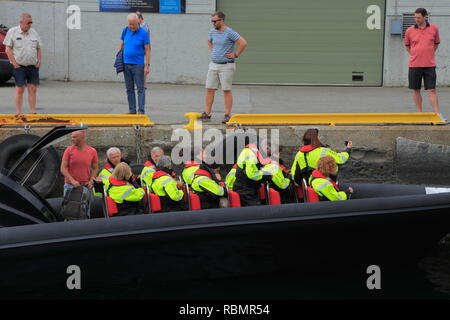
[119,13,151,114]
[140,146,164,187]
[93,147,129,197]
[151,156,186,212]
[3,12,43,114]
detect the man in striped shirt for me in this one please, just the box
[200,11,247,124]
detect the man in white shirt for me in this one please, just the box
[3,13,43,115]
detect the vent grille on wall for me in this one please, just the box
[402,13,415,38]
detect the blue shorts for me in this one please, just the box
[14,65,40,87]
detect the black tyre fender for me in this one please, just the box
[0,134,61,198]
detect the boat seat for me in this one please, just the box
[149,193,162,213]
[106,196,119,217]
[268,188,281,205]
[295,185,304,200]
[228,190,241,207]
[189,193,201,210]
[306,187,320,203]
[258,183,266,200]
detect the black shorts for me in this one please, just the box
[408,67,436,90]
[13,65,40,87]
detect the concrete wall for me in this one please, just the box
[1,125,450,192]
[383,0,450,86]
[0,0,216,83]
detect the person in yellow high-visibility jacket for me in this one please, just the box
[233,142,273,206]
[191,163,226,209]
[93,147,125,197]
[225,164,237,191]
[181,148,205,187]
[140,146,164,189]
[291,128,352,185]
[150,155,186,212]
[107,162,145,216]
[308,156,353,201]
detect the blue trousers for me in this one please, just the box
[124,64,146,114]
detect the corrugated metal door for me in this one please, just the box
[217,0,385,85]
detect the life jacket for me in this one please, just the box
[152,169,172,180]
[309,170,340,201]
[192,164,224,197]
[144,159,157,169]
[104,161,115,173]
[235,145,270,190]
[246,144,272,165]
[294,145,320,183]
[184,161,200,168]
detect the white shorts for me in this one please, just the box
[205,62,236,91]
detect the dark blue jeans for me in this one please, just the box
[123,64,146,113]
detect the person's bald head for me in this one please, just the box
[71,130,86,147]
[127,13,140,32]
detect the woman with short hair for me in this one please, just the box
[308,156,353,201]
[107,162,145,216]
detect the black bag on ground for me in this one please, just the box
[61,186,91,220]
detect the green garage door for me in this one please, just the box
[218,0,385,85]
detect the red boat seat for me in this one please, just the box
[268,188,281,205]
[228,190,241,207]
[306,187,320,203]
[149,193,162,213]
[295,185,304,200]
[258,183,266,200]
[189,193,201,210]
[106,196,118,217]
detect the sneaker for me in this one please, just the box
[222,114,231,124]
[199,112,211,120]
[126,112,135,114]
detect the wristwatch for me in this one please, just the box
[234,53,238,58]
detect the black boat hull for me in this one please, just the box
[1,184,450,299]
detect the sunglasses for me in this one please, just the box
[211,19,222,23]
[27,22,33,25]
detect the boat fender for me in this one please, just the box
[0,134,60,197]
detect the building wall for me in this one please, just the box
[0,0,216,83]
[1,0,449,86]
[383,0,450,86]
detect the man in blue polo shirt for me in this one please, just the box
[119,13,150,114]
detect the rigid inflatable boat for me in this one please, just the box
[1,126,450,299]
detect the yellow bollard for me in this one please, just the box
[183,112,203,130]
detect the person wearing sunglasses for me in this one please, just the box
[200,11,248,124]
[3,13,42,115]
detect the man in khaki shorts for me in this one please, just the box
[3,13,42,115]
[201,11,247,124]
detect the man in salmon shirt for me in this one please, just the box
[404,8,441,116]
[60,130,99,196]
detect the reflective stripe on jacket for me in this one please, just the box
[236,145,268,182]
[108,177,145,204]
[151,171,184,202]
[191,168,225,197]
[262,163,290,190]
[225,166,237,190]
[182,161,200,186]
[291,145,349,181]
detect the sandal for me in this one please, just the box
[199,112,211,120]
[221,114,231,124]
